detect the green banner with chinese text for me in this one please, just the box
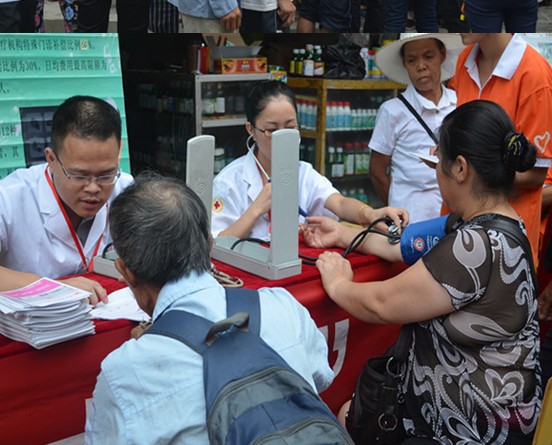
[0,34,129,179]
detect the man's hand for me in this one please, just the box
[277,0,296,28]
[58,276,108,307]
[220,7,241,31]
[300,216,341,249]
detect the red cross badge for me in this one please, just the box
[212,197,224,213]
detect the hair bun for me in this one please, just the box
[502,131,536,172]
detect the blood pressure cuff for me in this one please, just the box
[400,214,460,265]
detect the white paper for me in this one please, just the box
[90,287,150,322]
[416,152,439,166]
[0,278,91,314]
[0,278,95,348]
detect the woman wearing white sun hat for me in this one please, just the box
[368,33,464,224]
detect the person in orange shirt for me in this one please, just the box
[446,33,552,264]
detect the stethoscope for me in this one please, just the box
[246,134,309,218]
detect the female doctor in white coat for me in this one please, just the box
[211,80,409,240]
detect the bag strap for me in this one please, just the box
[477,216,537,290]
[392,323,413,363]
[145,288,261,353]
[398,94,439,144]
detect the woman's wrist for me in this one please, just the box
[338,224,360,249]
[357,204,373,226]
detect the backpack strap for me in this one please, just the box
[144,288,262,352]
[146,309,211,354]
[398,94,439,144]
[225,288,261,336]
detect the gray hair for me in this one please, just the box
[109,172,211,288]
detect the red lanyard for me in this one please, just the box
[44,167,104,273]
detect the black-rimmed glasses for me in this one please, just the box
[54,152,121,186]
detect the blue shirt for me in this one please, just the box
[84,272,334,445]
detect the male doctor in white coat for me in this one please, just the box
[0,96,133,305]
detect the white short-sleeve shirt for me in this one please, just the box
[369,83,456,223]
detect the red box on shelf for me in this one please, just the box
[213,57,268,74]
[203,33,266,74]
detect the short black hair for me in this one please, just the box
[51,96,121,154]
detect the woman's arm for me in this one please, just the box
[303,214,455,265]
[515,167,548,189]
[316,252,454,325]
[324,193,408,232]
[300,215,403,262]
[369,151,392,206]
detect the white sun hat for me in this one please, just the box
[375,33,464,85]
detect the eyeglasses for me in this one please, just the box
[254,126,300,138]
[54,152,121,186]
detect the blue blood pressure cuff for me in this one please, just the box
[400,214,459,265]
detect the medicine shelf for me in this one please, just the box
[123,70,274,178]
[201,116,247,128]
[288,77,404,207]
[194,73,273,134]
[287,77,405,175]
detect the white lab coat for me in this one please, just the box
[211,149,339,239]
[0,164,133,278]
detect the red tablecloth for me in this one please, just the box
[0,247,408,444]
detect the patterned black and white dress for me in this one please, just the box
[403,214,542,444]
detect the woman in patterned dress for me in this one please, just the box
[303,100,542,444]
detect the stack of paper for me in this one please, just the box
[0,278,95,349]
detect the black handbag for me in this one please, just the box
[345,325,413,445]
